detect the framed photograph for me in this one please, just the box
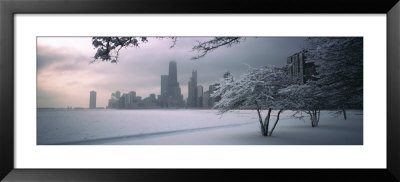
[1,0,399,181]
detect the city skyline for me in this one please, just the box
[105,61,220,109]
[37,37,306,108]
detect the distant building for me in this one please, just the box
[168,61,178,94]
[115,91,121,99]
[107,91,120,109]
[200,83,220,109]
[119,94,126,109]
[89,91,96,109]
[129,91,136,104]
[202,91,210,109]
[197,85,203,108]
[159,61,184,108]
[188,70,198,108]
[150,93,156,102]
[124,93,131,108]
[286,51,316,84]
[160,75,169,107]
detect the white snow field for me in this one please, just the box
[37,109,362,145]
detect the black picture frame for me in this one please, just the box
[1,0,399,181]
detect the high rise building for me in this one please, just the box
[161,75,169,96]
[188,70,197,107]
[168,61,178,90]
[89,91,96,109]
[150,93,156,102]
[208,83,220,107]
[160,61,184,108]
[115,91,121,99]
[124,93,131,106]
[197,85,203,108]
[119,94,126,109]
[203,91,210,109]
[129,91,136,103]
[286,51,316,84]
[107,91,120,109]
[160,75,169,107]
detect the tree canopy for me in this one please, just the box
[303,37,363,120]
[212,66,295,136]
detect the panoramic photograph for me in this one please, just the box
[37,37,363,145]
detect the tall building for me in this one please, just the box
[107,91,120,109]
[150,93,156,102]
[160,61,184,108]
[115,91,121,99]
[129,91,136,103]
[209,83,220,107]
[188,70,197,107]
[168,61,178,91]
[161,75,169,96]
[160,75,169,107]
[197,85,203,108]
[203,91,210,109]
[167,61,179,102]
[119,94,126,109]
[124,93,131,108]
[89,91,96,109]
[286,51,316,84]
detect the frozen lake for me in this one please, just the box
[37,109,363,145]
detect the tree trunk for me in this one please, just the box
[269,110,283,136]
[264,108,272,136]
[309,110,315,127]
[309,109,320,127]
[255,101,266,135]
[342,108,347,120]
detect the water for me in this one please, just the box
[37,109,363,145]
[37,109,258,144]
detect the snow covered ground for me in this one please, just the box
[37,109,362,145]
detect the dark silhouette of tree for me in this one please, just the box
[91,37,244,63]
[304,37,363,120]
[91,37,148,63]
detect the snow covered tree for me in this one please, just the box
[278,83,324,127]
[91,37,149,63]
[304,37,363,120]
[91,37,244,63]
[212,66,295,136]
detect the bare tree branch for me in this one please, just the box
[191,37,244,60]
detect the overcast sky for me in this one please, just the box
[37,37,306,108]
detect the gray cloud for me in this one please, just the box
[37,37,307,108]
[37,44,91,72]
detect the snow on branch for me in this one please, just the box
[91,37,149,63]
[91,37,245,63]
[191,37,244,60]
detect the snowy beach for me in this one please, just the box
[37,109,362,145]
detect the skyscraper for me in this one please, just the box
[168,61,178,90]
[286,51,316,84]
[89,91,96,109]
[160,61,184,108]
[160,75,169,107]
[161,75,169,96]
[188,70,197,107]
[167,61,180,104]
[203,91,210,109]
[129,91,136,103]
[197,85,203,108]
[115,91,121,99]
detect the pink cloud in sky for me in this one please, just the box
[37,37,306,108]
